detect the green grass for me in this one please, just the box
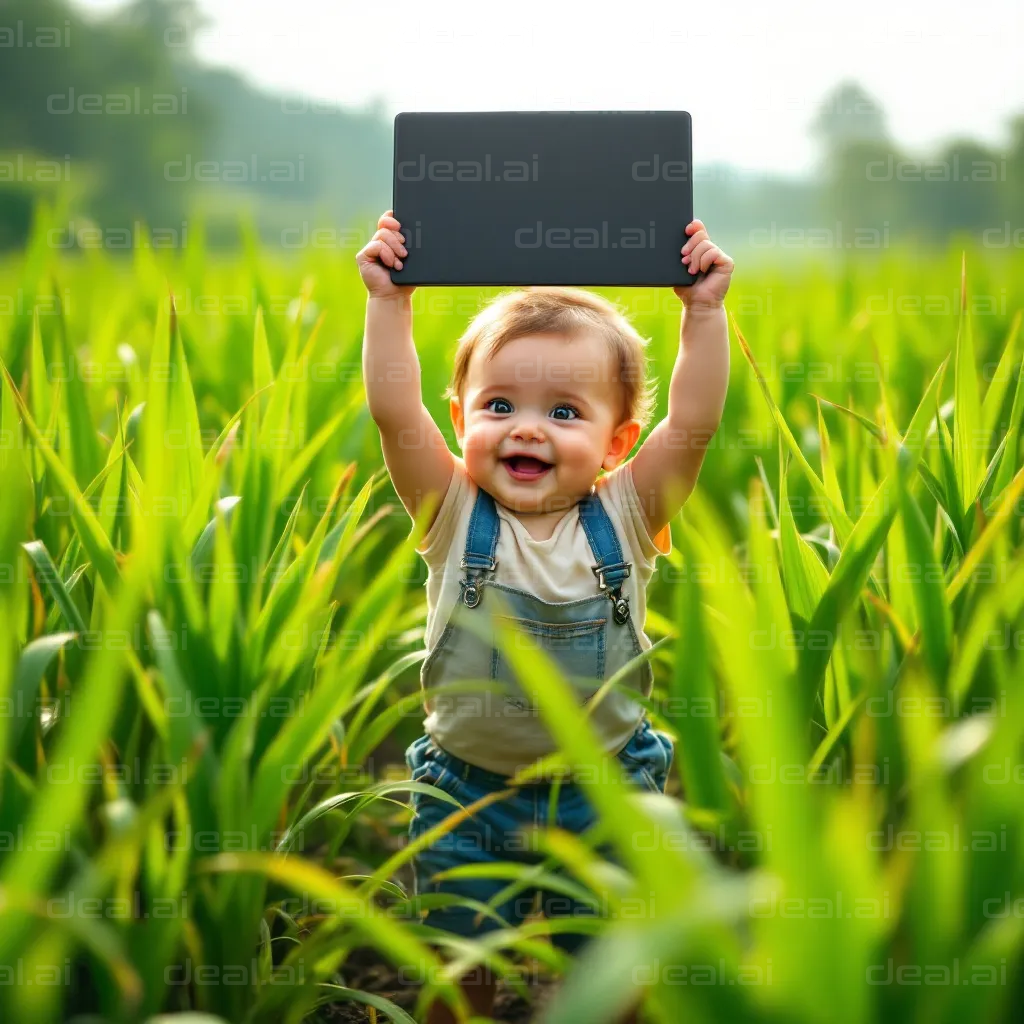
[0,201,1023,1023]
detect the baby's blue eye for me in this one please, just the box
[485,398,513,414]
[550,404,579,421]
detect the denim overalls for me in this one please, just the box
[419,482,662,771]
[403,484,675,953]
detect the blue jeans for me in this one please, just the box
[402,717,675,955]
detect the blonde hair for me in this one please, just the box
[442,286,658,430]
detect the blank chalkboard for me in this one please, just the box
[391,110,694,287]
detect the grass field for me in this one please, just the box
[1,204,1023,1024]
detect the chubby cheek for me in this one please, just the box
[463,448,490,484]
[460,424,501,478]
[555,430,605,478]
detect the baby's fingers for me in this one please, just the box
[681,227,708,258]
[375,227,407,256]
[695,242,730,274]
[682,238,713,270]
[362,238,403,269]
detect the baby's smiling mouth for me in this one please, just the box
[501,454,553,481]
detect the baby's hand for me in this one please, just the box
[673,219,734,309]
[355,210,417,299]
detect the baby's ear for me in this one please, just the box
[604,418,642,470]
[449,397,465,445]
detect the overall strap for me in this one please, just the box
[578,489,633,625]
[459,485,500,607]
[458,485,632,625]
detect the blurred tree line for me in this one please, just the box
[0,2,1020,254]
[810,81,1024,248]
[0,0,211,244]
[0,0,391,249]
[693,81,1024,259]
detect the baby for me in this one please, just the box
[357,210,732,1023]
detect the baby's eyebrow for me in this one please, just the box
[551,392,592,408]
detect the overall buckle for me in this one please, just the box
[460,555,497,572]
[593,563,632,624]
[592,562,631,591]
[460,555,496,608]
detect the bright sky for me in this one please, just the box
[77,0,1024,177]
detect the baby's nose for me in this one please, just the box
[510,417,545,440]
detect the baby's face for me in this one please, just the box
[450,332,639,515]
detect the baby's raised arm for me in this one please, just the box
[357,211,455,530]
[630,220,734,537]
